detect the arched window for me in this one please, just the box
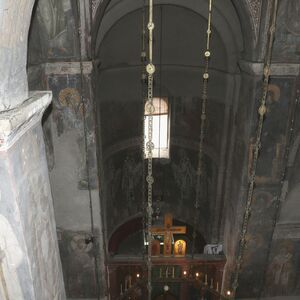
[144,97,170,158]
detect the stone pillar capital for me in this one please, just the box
[0,91,52,151]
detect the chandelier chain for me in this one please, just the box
[141,0,147,258]
[146,0,155,299]
[232,1,279,297]
[192,0,213,258]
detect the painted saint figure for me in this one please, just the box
[121,155,142,207]
[172,150,196,203]
[37,0,67,39]
[286,0,300,35]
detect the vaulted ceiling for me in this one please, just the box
[94,0,246,242]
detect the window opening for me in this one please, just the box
[144,97,170,158]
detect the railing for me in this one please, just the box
[115,277,231,300]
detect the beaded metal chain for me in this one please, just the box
[192,0,213,258]
[145,0,155,299]
[141,0,147,259]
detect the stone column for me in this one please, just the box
[0,0,36,110]
[0,92,66,299]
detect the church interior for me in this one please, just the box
[0,0,300,299]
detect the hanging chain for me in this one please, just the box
[145,0,155,299]
[232,1,279,297]
[141,0,147,259]
[192,0,213,259]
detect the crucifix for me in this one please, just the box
[151,213,186,256]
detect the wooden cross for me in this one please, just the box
[151,213,186,256]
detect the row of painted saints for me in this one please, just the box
[150,213,187,257]
[107,150,209,205]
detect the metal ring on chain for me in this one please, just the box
[146,141,155,151]
[146,64,156,74]
[148,22,155,30]
[145,101,155,114]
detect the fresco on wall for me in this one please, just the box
[59,87,83,117]
[36,0,78,59]
[264,239,300,296]
[121,155,143,206]
[172,149,196,205]
[236,191,277,298]
[235,76,298,296]
[171,97,225,157]
[105,146,217,238]
[171,147,214,230]
[47,74,98,189]
[249,78,295,184]
[58,230,98,298]
[273,0,300,62]
[48,76,84,135]
[231,76,298,297]
[105,150,144,231]
[100,100,143,149]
